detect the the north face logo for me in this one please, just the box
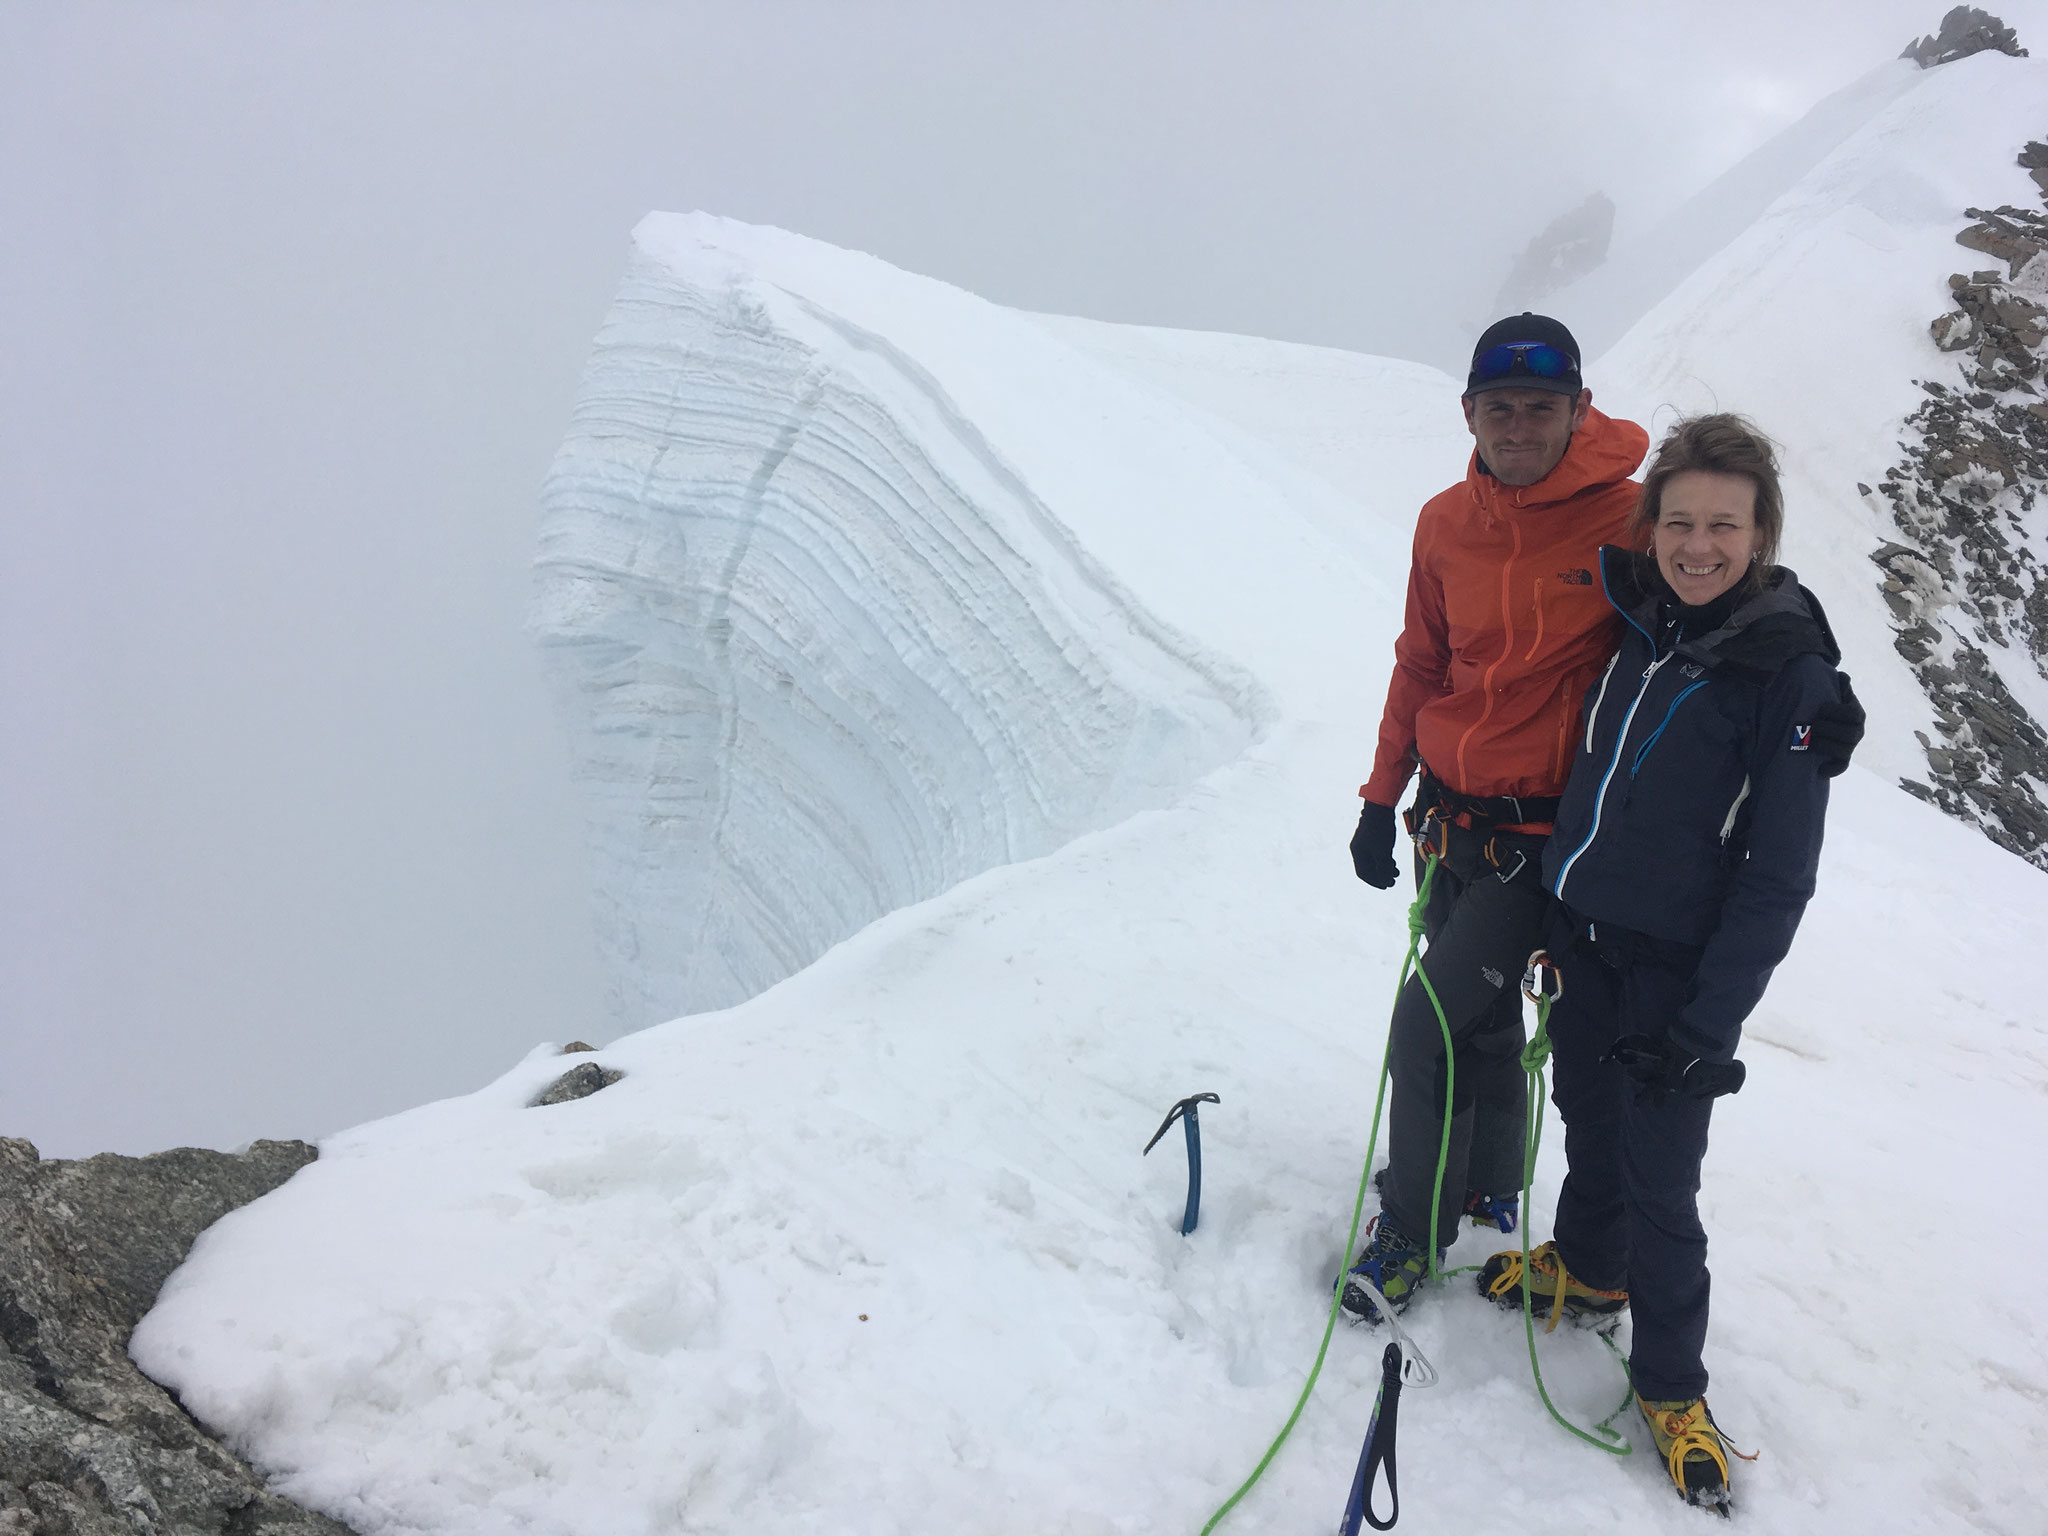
[1480,965,1505,989]
[1791,724,1812,752]
[1556,568,1594,586]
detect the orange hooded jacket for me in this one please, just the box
[1362,405,1651,822]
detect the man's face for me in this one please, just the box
[1461,386,1593,487]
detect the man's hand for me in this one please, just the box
[1610,1034,1746,1103]
[1811,673,1865,779]
[1350,801,1400,889]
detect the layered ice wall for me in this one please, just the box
[533,218,1261,1026]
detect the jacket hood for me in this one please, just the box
[1598,546,1843,673]
[1466,404,1650,511]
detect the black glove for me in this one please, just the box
[1349,800,1400,889]
[1610,1034,1746,1103]
[1810,673,1865,779]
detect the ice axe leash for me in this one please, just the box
[1339,1342,1406,1533]
[1144,1093,1221,1234]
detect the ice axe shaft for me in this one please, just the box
[1142,1092,1219,1234]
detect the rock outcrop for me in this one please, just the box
[1491,191,1615,317]
[0,1137,352,1535]
[528,1061,624,1106]
[1870,131,2048,869]
[1902,7,2029,67]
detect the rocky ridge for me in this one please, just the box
[0,1138,352,1536]
[1869,131,2048,868]
[1902,6,2029,67]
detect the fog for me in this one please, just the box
[2,0,2021,1155]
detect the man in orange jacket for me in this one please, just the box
[1339,313,1650,1321]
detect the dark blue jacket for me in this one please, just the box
[1543,547,1844,1063]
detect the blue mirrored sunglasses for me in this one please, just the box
[1472,342,1578,383]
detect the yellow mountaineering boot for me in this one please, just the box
[1476,1240,1628,1331]
[1637,1394,1733,1514]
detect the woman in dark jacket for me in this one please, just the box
[1477,414,1848,1513]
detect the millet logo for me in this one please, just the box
[1556,568,1594,586]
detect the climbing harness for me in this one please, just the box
[1144,1093,1221,1235]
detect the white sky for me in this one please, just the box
[3,0,2037,1155]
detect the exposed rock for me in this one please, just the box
[2022,139,2048,200]
[0,1137,353,1535]
[1957,204,2047,278]
[558,1040,597,1054]
[530,1062,624,1106]
[1901,6,2028,67]
[1875,138,2048,870]
[1491,191,1615,316]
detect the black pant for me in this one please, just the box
[1379,829,1547,1254]
[1547,910,1715,1402]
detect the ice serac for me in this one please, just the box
[532,217,1260,1026]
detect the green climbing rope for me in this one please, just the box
[1196,854,1443,1536]
[1512,991,1635,1453]
[1198,851,1638,1535]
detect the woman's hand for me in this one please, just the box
[1610,1034,1746,1102]
[1809,673,1865,778]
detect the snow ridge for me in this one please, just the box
[532,223,1260,1025]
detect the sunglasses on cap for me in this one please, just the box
[1472,341,1579,383]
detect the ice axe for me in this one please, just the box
[1142,1092,1219,1234]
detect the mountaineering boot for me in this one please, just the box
[1371,1165,1519,1232]
[1637,1395,1733,1515]
[1337,1215,1433,1324]
[1477,1240,1628,1328]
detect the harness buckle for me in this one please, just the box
[1484,834,1530,885]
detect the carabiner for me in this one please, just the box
[1522,949,1563,1005]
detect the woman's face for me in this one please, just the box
[1653,469,1761,605]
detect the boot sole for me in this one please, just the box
[1477,1277,1627,1329]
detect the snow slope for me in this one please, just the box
[133,53,2048,1536]
[1544,58,1926,360]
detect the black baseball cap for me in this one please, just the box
[1464,313,1585,399]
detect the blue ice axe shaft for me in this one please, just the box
[1142,1092,1220,1234]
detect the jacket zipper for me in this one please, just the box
[1581,652,1620,753]
[1552,652,1673,900]
[1454,513,1523,790]
[1718,776,1752,844]
[1629,680,1708,777]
